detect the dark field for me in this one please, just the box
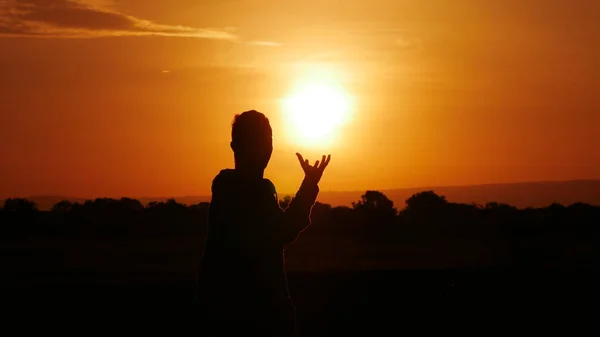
[4,269,600,332]
[2,194,599,333]
[2,237,598,334]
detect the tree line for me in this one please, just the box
[1,190,599,269]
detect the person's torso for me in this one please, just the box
[198,171,290,303]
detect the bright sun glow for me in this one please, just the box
[282,71,352,148]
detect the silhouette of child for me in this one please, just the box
[197,110,331,337]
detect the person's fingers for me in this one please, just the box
[314,160,320,168]
[320,154,331,170]
[296,153,308,170]
[304,159,309,169]
[318,158,327,172]
[319,155,326,168]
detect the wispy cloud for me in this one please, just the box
[247,40,282,47]
[0,0,237,40]
[396,37,423,51]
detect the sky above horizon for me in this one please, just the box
[1,0,599,198]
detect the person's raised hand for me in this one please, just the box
[295,153,331,186]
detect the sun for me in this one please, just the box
[282,81,352,147]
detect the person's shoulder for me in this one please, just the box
[213,168,235,179]
[262,178,277,196]
[211,169,236,194]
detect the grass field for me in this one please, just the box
[1,234,598,334]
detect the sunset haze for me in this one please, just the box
[1,0,598,199]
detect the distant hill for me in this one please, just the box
[1,196,213,211]
[4,180,599,211]
[316,179,600,209]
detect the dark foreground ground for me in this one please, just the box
[2,269,599,335]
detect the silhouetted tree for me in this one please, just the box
[352,191,397,235]
[3,198,38,213]
[404,191,447,212]
[51,200,73,213]
[484,202,516,211]
[1,191,600,271]
[399,191,449,227]
[1,199,39,234]
[119,198,144,213]
[352,191,397,216]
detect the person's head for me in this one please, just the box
[230,110,273,173]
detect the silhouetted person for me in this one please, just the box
[196,110,331,336]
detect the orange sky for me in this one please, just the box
[1,0,599,198]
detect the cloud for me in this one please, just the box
[396,37,413,48]
[247,40,282,47]
[395,37,424,53]
[0,0,237,40]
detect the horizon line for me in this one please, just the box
[3,177,599,201]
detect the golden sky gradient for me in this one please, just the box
[1,0,599,198]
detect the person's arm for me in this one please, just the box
[277,178,320,245]
[276,153,331,246]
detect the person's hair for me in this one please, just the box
[231,110,272,146]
